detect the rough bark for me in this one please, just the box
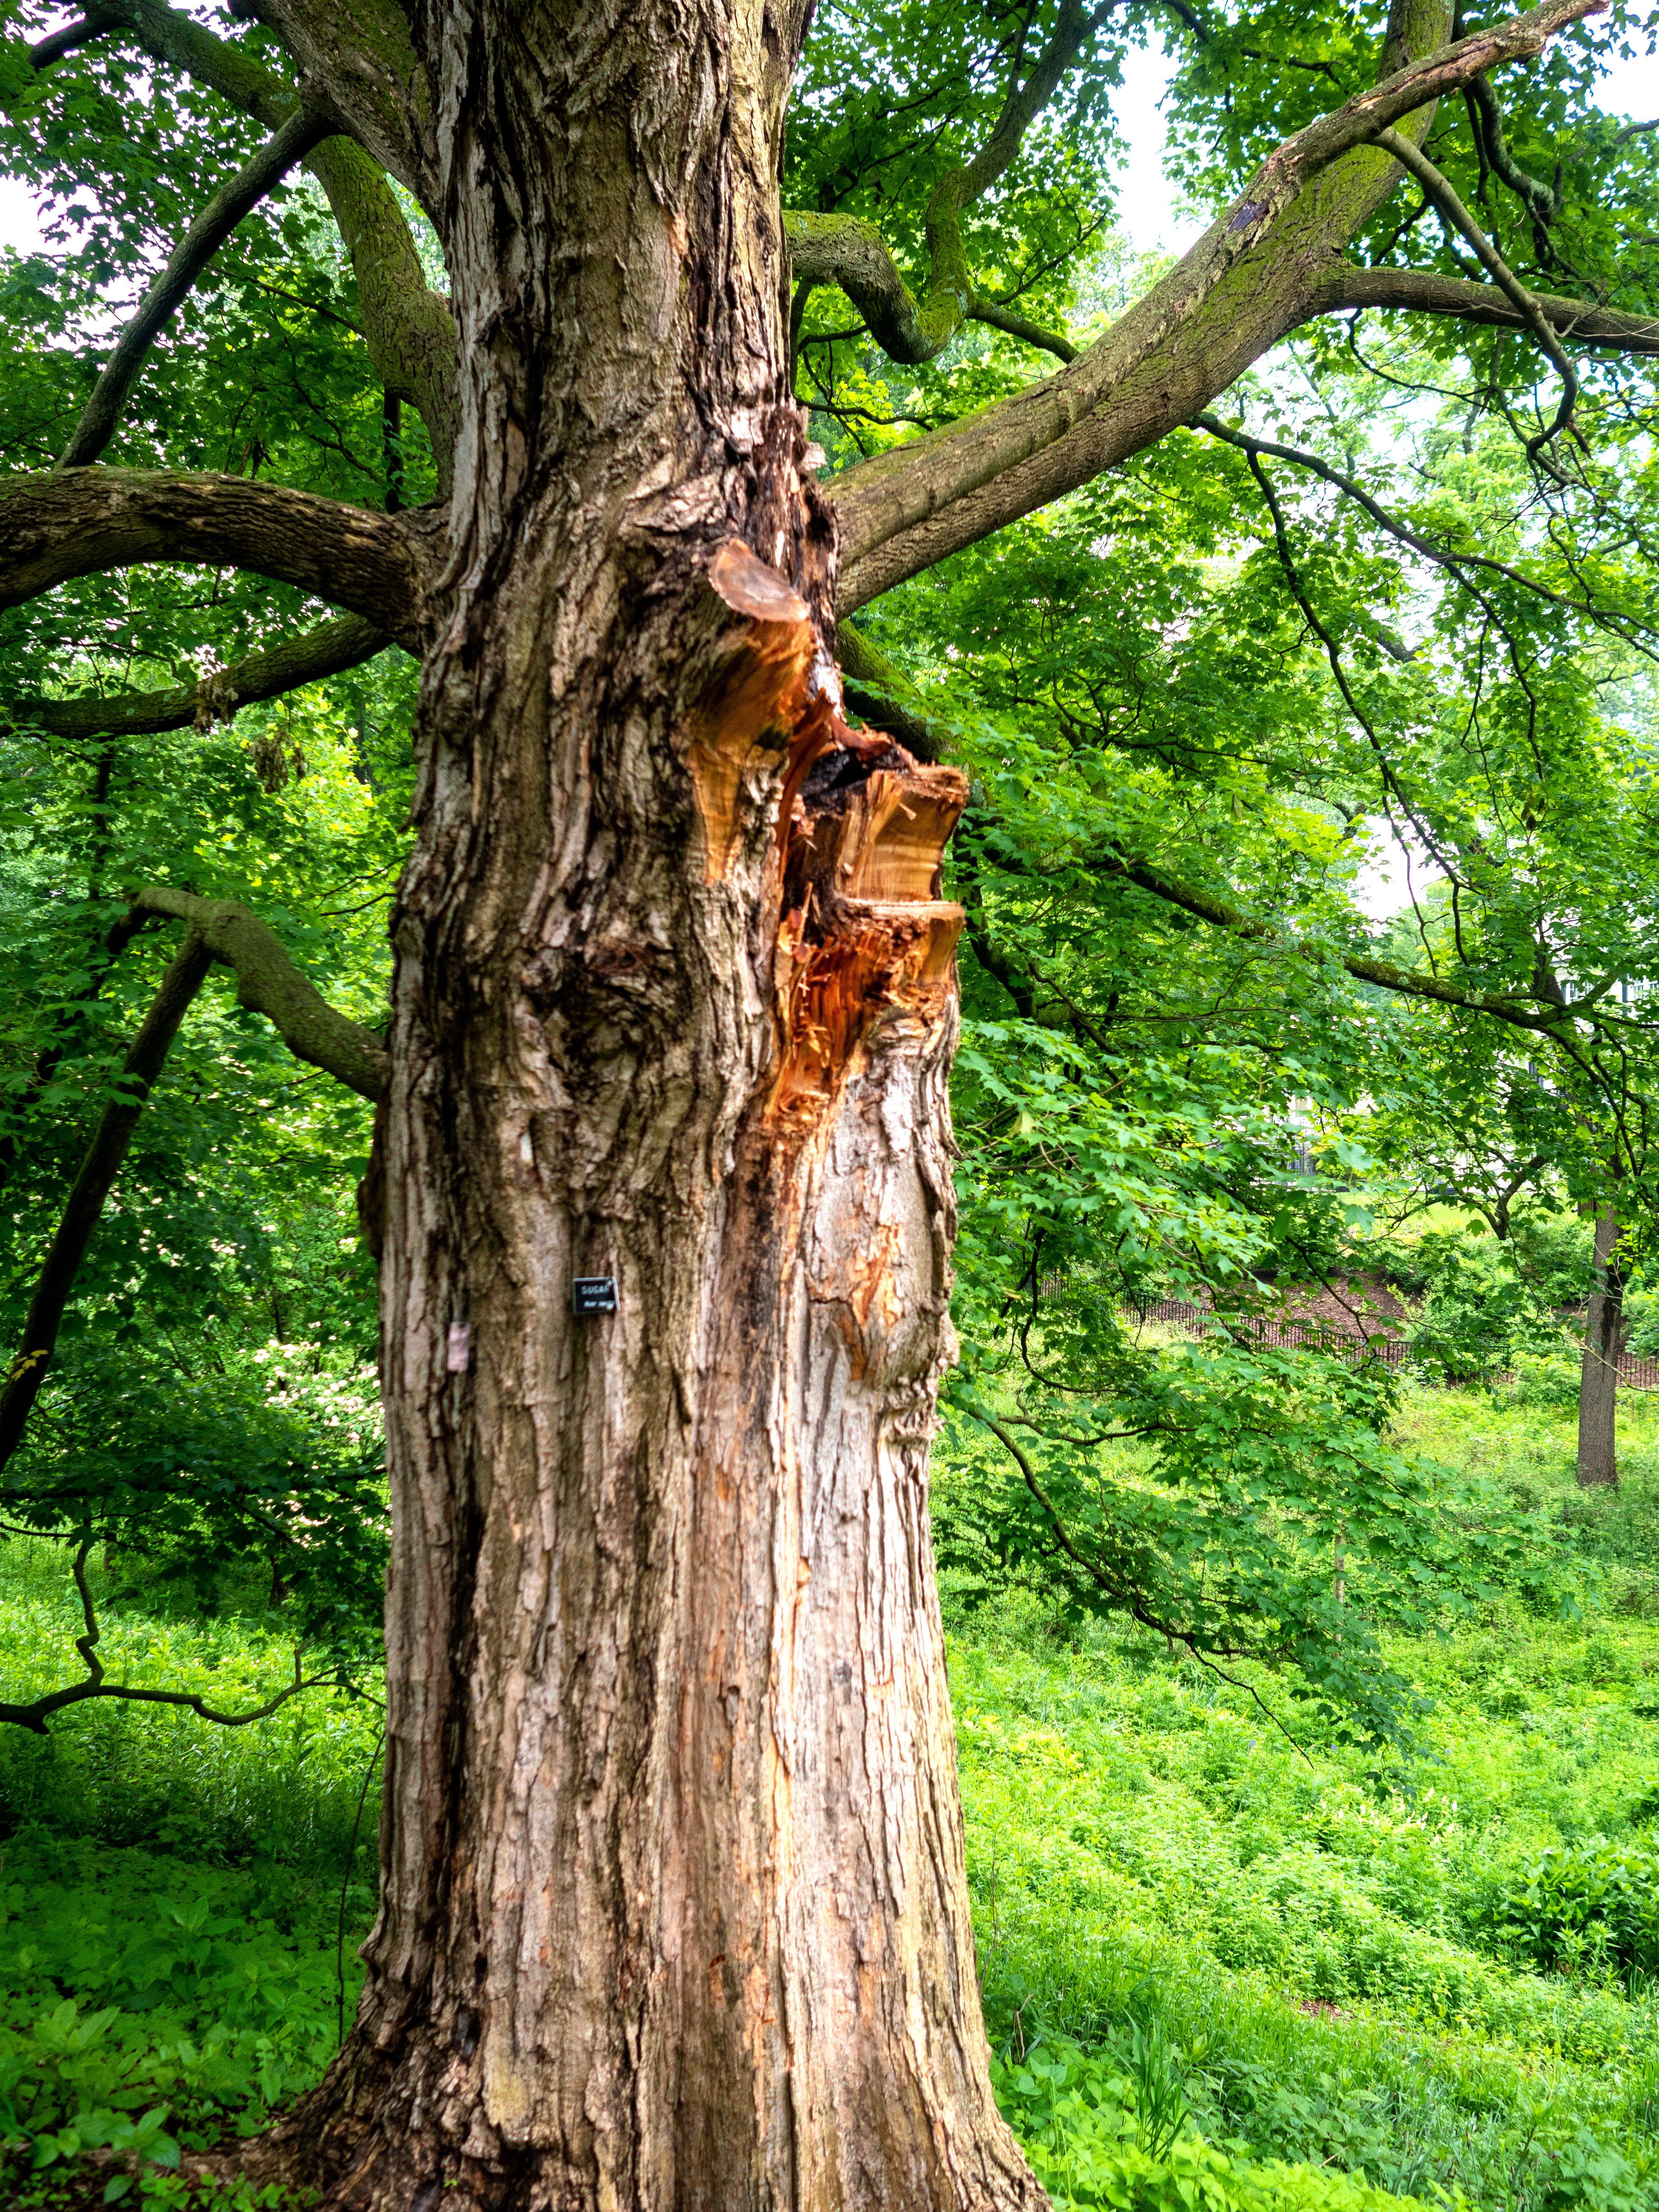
[242,5,1038,2208]
[1578,1202,1623,1488]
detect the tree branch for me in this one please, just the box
[2,613,393,743]
[230,0,438,210]
[0,1534,346,1733]
[58,105,333,469]
[130,886,388,1100]
[0,931,212,1473]
[0,471,439,650]
[968,293,1078,361]
[1372,123,1577,455]
[1318,262,1659,353]
[829,0,1604,611]
[785,0,1110,365]
[38,0,458,488]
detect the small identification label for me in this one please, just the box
[445,1322,472,1372]
[572,1276,619,1317]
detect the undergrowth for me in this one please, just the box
[5,1384,1659,2206]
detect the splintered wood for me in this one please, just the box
[683,536,967,1126]
[686,538,828,884]
[773,762,967,1125]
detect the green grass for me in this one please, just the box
[7,1384,1659,2207]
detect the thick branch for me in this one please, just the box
[0,932,212,1472]
[2,614,392,743]
[0,471,439,650]
[234,0,438,210]
[1320,262,1659,353]
[131,887,388,1100]
[829,0,1603,610]
[785,0,1107,365]
[1372,123,1577,451]
[59,106,332,469]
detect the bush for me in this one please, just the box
[1405,1232,1558,1387]
[990,2037,1438,2212]
[1476,1838,1659,1987]
[1514,1346,1583,1410]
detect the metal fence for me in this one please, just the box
[1133,1299,1659,1390]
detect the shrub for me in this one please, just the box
[1477,1839,1659,1986]
[990,2037,1439,2212]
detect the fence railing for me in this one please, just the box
[1132,1299,1659,1390]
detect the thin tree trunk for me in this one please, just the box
[1578,1202,1623,1488]
[0,931,211,1468]
[265,4,1039,2206]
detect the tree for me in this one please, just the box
[3,0,1659,2202]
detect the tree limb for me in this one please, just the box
[1317,262,1659,353]
[58,105,333,469]
[2,614,393,743]
[130,887,388,1100]
[969,293,1078,361]
[232,0,439,212]
[37,0,458,489]
[785,0,1111,366]
[0,931,212,1472]
[0,1535,345,1733]
[0,471,439,650]
[829,0,1603,611]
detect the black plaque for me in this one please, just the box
[571,1275,619,1316]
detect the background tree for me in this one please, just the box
[3,0,1659,2206]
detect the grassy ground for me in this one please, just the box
[4,1384,1659,2206]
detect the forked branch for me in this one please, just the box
[131,887,388,1099]
[0,895,384,1477]
[0,1534,345,1733]
[829,0,1605,608]
[1372,123,1578,456]
[58,104,332,468]
[786,0,1108,366]
[0,930,212,1471]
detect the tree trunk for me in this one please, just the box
[268,6,1039,2208]
[1578,1202,1623,1489]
